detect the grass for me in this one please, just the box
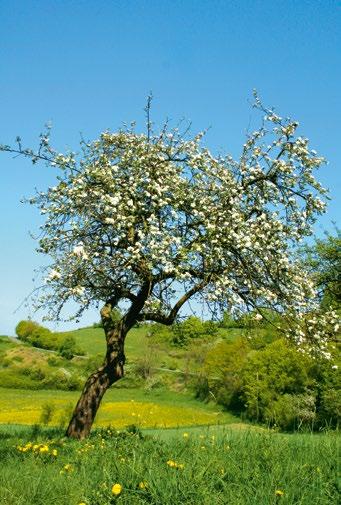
[64,326,152,359]
[0,386,238,429]
[0,424,339,504]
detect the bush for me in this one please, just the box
[265,393,316,430]
[172,316,215,346]
[39,402,56,425]
[203,338,249,411]
[15,320,41,341]
[240,339,311,423]
[27,327,54,348]
[58,335,77,359]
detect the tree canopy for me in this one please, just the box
[2,96,339,437]
[2,99,332,327]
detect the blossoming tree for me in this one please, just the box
[1,97,338,438]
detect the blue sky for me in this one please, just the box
[0,0,340,335]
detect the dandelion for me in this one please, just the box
[166,460,184,469]
[52,449,58,456]
[60,463,73,474]
[112,483,122,496]
[139,481,148,489]
[39,445,49,453]
[275,489,284,497]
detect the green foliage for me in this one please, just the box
[172,316,218,346]
[241,339,311,421]
[14,320,84,358]
[200,334,340,430]
[300,229,341,309]
[202,338,250,410]
[39,402,56,425]
[15,320,41,341]
[58,335,77,359]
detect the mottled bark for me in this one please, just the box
[66,304,126,439]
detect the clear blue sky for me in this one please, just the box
[0,0,340,335]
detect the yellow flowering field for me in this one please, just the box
[0,387,228,428]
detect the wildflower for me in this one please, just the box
[60,463,73,474]
[52,449,58,456]
[275,490,284,497]
[112,483,122,496]
[139,481,148,489]
[183,432,189,438]
[78,503,86,505]
[166,460,184,469]
[39,445,49,453]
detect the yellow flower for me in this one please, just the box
[177,463,184,470]
[183,432,189,438]
[166,460,176,467]
[112,483,122,496]
[275,489,284,497]
[52,449,58,456]
[39,445,49,453]
[139,481,148,489]
[78,503,86,505]
[61,463,73,473]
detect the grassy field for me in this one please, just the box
[0,387,238,429]
[0,424,339,505]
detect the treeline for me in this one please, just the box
[146,313,340,430]
[195,333,340,430]
[15,320,84,359]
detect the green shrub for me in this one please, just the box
[58,335,77,359]
[39,402,56,425]
[15,320,41,341]
[27,327,54,349]
[172,316,214,345]
[47,355,62,366]
[0,369,39,389]
[240,339,311,423]
[265,393,316,430]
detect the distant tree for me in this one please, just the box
[300,229,341,310]
[1,95,339,438]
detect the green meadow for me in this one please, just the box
[0,322,339,504]
[0,424,339,505]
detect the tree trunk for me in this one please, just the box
[66,307,126,439]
